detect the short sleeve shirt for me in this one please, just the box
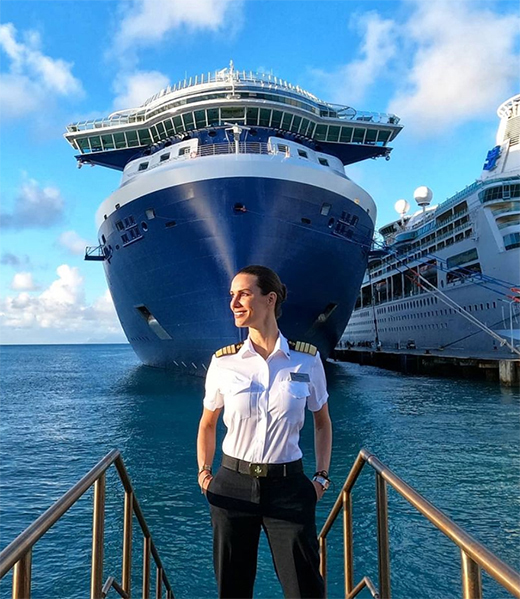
[203,333,328,463]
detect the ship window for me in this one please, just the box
[194,110,207,128]
[207,108,219,126]
[377,130,391,144]
[116,221,124,231]
[271,110,283,128]
[160,153,170,162]
[487,303,490,309]
[301,218,311,225]
[183,112,195,130]
[222,107,245,121]
[101,134,115,150]
[340,127,353,143]
[246,107,259,126]
[138,162,149,171]
[173,115,184,132]
[281,112,293,130]
[328,218,335,228]
[353,128,366,143]
[156,122,167,138]
[298,149,308,159]
[141,222,148,232]
[179,147,190,156]
[315,125,327,141]
[101,234,106,244]
[165,221,176,228]
[164,119,174,135]
[300,118,310,135]
[291,116,302,133]
[139,129,153,145]
[114,133,126,149]
[146,209,156,220]
[122,234,129,243]
[277,144,289,154]
[365,129,377,144]
[125,131,138,147]
[90,136,102,152]
[503,232,520,250]
[319,158,329,166]
[327,126,340,142]
[321,203,332,216]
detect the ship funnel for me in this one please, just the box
[414,186,433,207]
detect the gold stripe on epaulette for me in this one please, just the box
[215,342,244,358]
[289,340,317,356]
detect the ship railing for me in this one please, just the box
[319,448,520,599]
[85,245,106,261]
[0,449,174,599]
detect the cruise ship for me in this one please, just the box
[342,94,520,356]
[64,63,402,370]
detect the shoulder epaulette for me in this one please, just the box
[214,342,244,358]
[288,340,318,356]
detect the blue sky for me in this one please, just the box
[1,0,519,344]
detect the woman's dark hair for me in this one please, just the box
[237,265,287,319]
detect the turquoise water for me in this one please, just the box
[0,344,518,599]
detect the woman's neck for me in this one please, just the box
[249,320,279,360]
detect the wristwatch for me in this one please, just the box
[312,474,330,491]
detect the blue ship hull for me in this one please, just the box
[99,176,372,371]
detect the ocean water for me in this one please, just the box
[0,344,518,599]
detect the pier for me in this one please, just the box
[333,346,520,386]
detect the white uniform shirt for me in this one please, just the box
[203,333,328,464]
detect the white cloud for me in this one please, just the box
[0,22,83,119]
[0,265,125,342]
[312,12,397,105]
[113,70,170,110]
[388,0,520,134]
[1,176,65,229]
[315,1,520,135]
[10,272,39,291]
[59,230,89,256]
[113,0,242,56]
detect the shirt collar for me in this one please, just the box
[239,332,291,359]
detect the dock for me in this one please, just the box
[333,346,520,386]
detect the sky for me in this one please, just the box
[0,0,519,344]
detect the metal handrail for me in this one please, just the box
[319,449,520,599]
[0,449,174,599]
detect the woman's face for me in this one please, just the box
[229,273,276,329]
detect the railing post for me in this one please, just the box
[122,491,133,598]
[143,536,151,599]
[376,473,391,599]
[343,490,354,595]
[156,567,163,599]
[319,536,327,597]
[12,549,32,599]
[91,473,106,599]
[461,550,482,599]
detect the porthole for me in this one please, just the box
[116,245,120,250]
[301,217,311,225]
[142,222,148,231]
[165,221,177,228]
[328,218,335,228]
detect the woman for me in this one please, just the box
[197,265,332,599]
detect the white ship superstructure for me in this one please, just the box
[342,95,520,356]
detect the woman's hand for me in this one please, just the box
[198,470,213,494]
[312,480,326,501]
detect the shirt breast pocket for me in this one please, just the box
[224,375,252,420]
[278,380,309,424]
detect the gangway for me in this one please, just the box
[1,450,519,598]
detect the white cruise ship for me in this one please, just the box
[342,94,520,356]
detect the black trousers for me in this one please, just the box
[206,466,324,599]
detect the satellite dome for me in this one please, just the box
[394,199,410,215]
[414,186,433,207]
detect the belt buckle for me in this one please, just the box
[249,463,268,477]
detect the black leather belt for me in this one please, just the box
[222,454,303,478]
